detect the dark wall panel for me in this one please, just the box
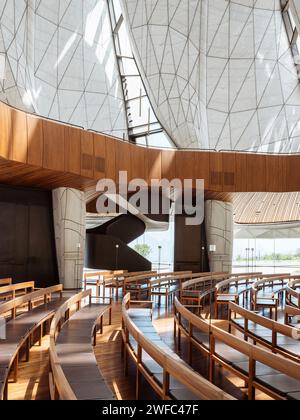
[0,185,59,287]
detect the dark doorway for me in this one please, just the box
[174,215,209,272]
[0,185,59,287]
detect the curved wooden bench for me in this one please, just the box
[0,285,64,400]
[286,278,300,310]
[213,274,275,319]
[83,270,127,298]
[126,271,225,303]
[229,302,300,363]
[251,276,291,320]
[174,297,300,400]
[285,304,300,327]
[122,294,234,400]
[49,290,114,400]
[180,274,229,312]
[0,282,35,302]
[105,271,157,300]
[124,272,185,300]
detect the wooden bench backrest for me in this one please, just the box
[175,297,300,382]
[123,294,234,400]
[183,273,229,290]
[0,284,63,317]
[0,281,35,297]
[0,278,12,287]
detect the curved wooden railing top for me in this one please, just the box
[0,281,35,301]
[0,284,63,319]
[49,289,92,400]
[122,294,234,400]
[174,297,300,399]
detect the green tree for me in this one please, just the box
[134,244,152,259]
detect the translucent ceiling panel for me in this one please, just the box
[121,0,300,152]
[0,0,128,138]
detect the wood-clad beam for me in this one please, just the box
[0,102,300,197]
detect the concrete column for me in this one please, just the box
[52,188,86,290]
[205,200,233,273]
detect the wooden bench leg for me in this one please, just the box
[24,337,30,362]
[214,300,218,319]
[109,307,112,326]
[39,324,43,347]
[13,353,19,383]
[93,328,97,346]
[248,358,256,401]
[100,316,103,335]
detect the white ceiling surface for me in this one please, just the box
[0,0,127,138]
[122,0,300,152]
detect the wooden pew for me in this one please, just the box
[104,271,156,300]
[83,270,127,298]
[0,281,35,302]
[251,275,291,320]
[49,290,114,400]
[286,278,300,309]
[229,302,300,363]
[174,297,300,400]
[180,273,229,312]
[122,294,234,401]
[0,285,64,400]
[214,274,263,319]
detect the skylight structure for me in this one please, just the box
[0,0,127,138]
[108,0,174,148]
[121,0,300,152]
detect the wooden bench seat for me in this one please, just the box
[175,296,300,400]
[50,294,115,401]
[0,282,35,303]
[232,316,300,359]
[234,362,300,398]
[0,286,65,400]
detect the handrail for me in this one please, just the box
[0,284,63,319]
[122,294,234,400]
[0,282,35,300]
[174,297,300,399]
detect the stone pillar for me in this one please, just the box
[205,200,233,273]
[52,188,86,290]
